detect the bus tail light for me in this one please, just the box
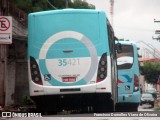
[96,53,107,83]
[30,56,43,85]
[134,74,139,92]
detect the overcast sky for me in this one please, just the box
[86,0,160,58]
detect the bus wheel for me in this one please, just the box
[128,104,138,112]
[107,99,114,112]
[93,99,113,113]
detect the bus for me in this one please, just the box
[28,9,118,113]
[116,41,141,111]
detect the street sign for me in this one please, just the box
[0,16,12,44]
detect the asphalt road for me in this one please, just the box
[138,104,154,111]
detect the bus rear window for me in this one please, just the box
[117,45,134,69]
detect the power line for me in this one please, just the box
[46,0,57,9]
[137,41,160,58]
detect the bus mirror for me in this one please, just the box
[116,43,122,53]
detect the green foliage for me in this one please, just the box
[70,0,95,9]
[13,0,95,13]
[32,0,49,12]
[142,62,160,84]
[13,0,33,13]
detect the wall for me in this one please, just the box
[6,39,29,106]
[12,17,28,36]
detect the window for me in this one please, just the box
[117,45,134,69]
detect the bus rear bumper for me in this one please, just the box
[116,92,140,112]
[118,91,140,103]
[30,93,112,112]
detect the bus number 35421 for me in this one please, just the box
[58,58,80,66]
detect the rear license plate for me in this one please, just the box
[62,77,76,82]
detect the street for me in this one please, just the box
[138,104,154,111]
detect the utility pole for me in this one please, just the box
[153,19,160,41]
[66,0,68,8]
[110,0,114,27]
[154,19,160,22]
[0,0,8,107]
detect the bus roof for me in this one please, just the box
[29,9,107,17]
[116,40,136,45]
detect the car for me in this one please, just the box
[146,88,157,99]
[140,93,155,107]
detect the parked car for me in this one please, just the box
[146,88,157,99]
[140,93,155,107]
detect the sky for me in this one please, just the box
[86,0,160,58]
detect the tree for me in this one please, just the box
[70,0,95,9]
[142,61,160,84]
[13,0,33,13]
[12,0,95,14]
